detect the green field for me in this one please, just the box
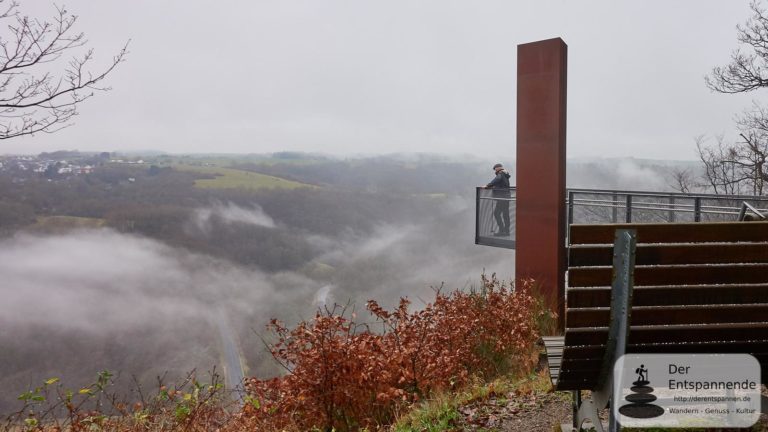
[173,164,314,190]
[30,216,107,232]
[152,153,329,167]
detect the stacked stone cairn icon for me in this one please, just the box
[618,374,664,419]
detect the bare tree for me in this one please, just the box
[667,166,696,194]
[697,1,768,196]
[696,135,745,195]
[695,124,768,196]
[706,1,768,94]
[732,105,768,194]
[0,1,127,140]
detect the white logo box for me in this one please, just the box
[613,354,761,428]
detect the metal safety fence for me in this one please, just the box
[476,187,768,249]
[567,188,768,225]
[476,187,516,248]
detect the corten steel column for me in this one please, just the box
[515,38,567,331]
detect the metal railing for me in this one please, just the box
[476,187,516,248]
[738,202,767,221]
[475,186,768,249]
[566,188,768,225]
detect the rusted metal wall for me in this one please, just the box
[515,38,567,331]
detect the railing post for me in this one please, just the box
[475,187,481,243]
[694,197,701,222]
[612,192,618,223]
[625,195,632,223]
[669,196,675,222]
[567,191,574,245]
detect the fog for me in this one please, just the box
[1,230,282,333]
[0,154,696,411]
[191,202,277,234]
[0,229,323,408]
[0,193,510,411]
[567,157,696,191]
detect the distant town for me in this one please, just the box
[0,152,146,181]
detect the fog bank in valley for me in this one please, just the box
[0,229,323,408]
[0,194,510,412]
[0,154,695,412]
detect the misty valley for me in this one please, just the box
[0,151,684,414]
[0,151,509,413]
[0,0,766,428]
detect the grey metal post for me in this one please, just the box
[572,390,582,430]
[668,196,675,222]
[694,197,701,222]
[739,202,748,221]
[568,190,574,244]
[571,229,636,432]
[475,187,481,243]
[596,229,636,432]
[625,195,632,223]
[612,193,618,223]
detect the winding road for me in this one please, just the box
[214,308,245,403]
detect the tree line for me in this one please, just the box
[679,1,768,196]
[0,160,461,271]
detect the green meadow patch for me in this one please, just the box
[32,216,107,230]
[173,165,313,190]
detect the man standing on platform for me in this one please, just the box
[485,163,512,236]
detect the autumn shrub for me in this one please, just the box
[1,275,552,432]
[242,274,549,431]
[2,370,234,432]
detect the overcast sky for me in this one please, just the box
[1,0,761,160]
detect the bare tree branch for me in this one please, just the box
[695,115,768,196]
[699,2,768,196]
[667,166,696,193]
[707,1,768,93]
[0,1,127,140]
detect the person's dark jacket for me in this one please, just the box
[487,170,511,197]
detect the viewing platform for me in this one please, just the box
[476,186,768,250]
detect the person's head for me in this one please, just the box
[493,163,503,173]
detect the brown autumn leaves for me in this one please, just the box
[242,275,548,431]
